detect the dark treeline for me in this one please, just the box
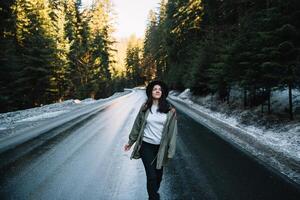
[0,0,130,113]
[127,0,300,120]
[1,0,300,119]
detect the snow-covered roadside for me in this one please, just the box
[0,89,132,139]
[168,89,300,186]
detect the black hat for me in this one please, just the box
[146,80,169,98]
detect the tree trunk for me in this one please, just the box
[227,86,230,104]
[288,83,293,120]
[243,88,247,108]
[253,87,256,108]
[261,88,265,114]
[267,87,271,114]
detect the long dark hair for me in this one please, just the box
[142,86,172,114]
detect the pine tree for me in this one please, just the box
[49,0,72,101]
[88,0,115,98]
[0,0,19,111]
[143,10,158,81]
[13,0,56,107]
[125,35,143,86]
[64,0,83,98]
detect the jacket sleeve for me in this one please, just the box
[127,104,145,146]
[167,112,178,158]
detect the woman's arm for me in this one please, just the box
[167,108,178,158]
[127,104,145,146]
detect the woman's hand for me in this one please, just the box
[124,143,132,151]
[171,107,177,119]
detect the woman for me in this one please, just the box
[124,80,178,200]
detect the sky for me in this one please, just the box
[82,0,162,39]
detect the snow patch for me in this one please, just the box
[178,88,191,99]
[16,110,67,122]
[0,127,7,131]
[0,90,130,133]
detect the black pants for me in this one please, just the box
[140,141,163,200]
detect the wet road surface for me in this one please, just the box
[0,90,299,200]
[160,108,300,199]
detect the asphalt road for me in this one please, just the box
[0,90,299,200]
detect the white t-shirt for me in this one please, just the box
[142,104,167,144]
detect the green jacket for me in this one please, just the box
[128,103,178,169]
